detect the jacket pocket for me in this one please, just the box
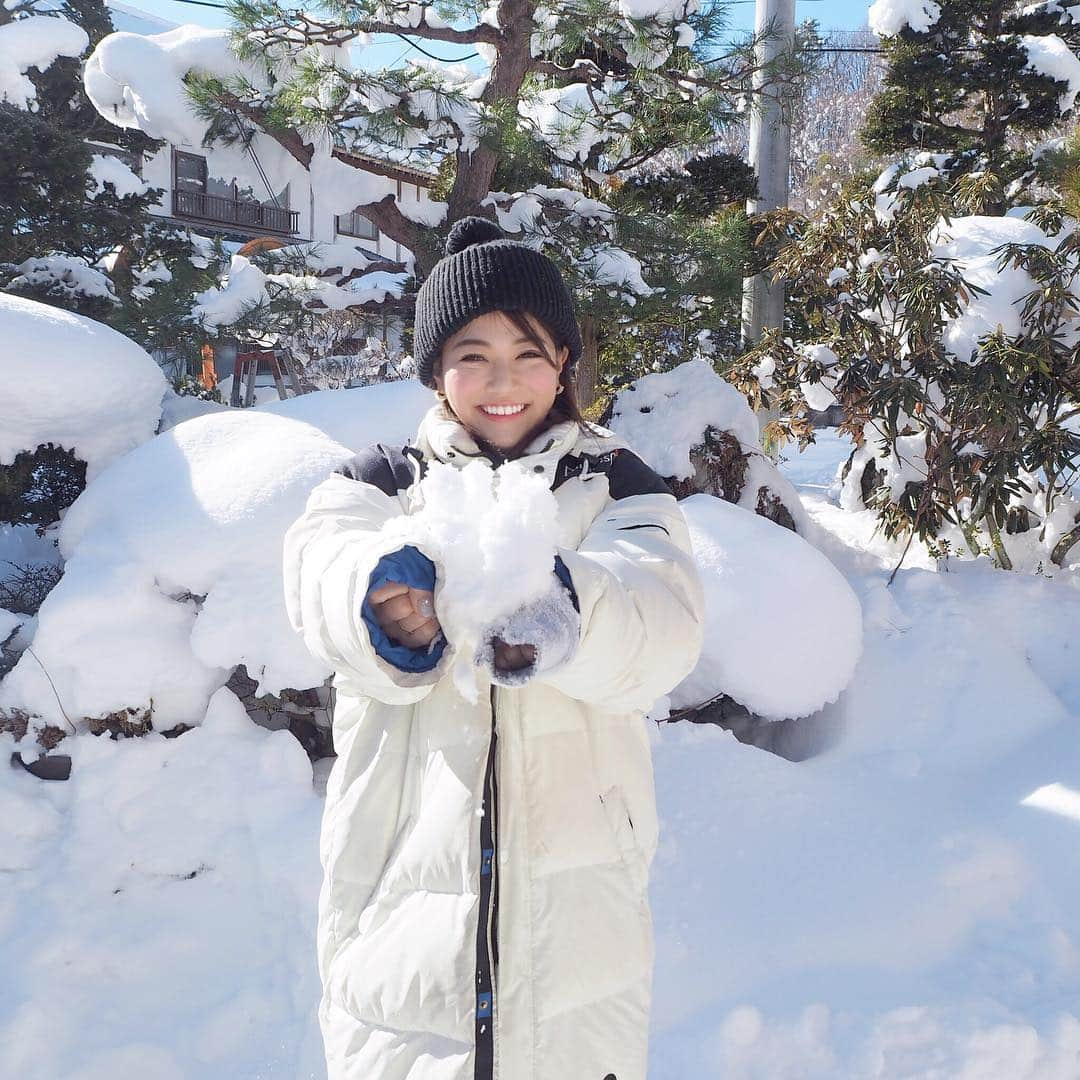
[599,784,649,895]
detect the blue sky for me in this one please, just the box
[109,0,873,67]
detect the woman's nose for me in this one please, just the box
[485,362,514,392]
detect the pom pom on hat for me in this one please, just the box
[445,216,504,255]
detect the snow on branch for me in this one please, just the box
[191,253,409,333]
[0,15,89,108]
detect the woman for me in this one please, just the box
[283,217,705,1080]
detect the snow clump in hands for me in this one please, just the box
[377,459,567,701]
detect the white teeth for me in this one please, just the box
[480,404,526,416]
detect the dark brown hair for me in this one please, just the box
[434,308,595,434]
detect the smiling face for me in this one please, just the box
[434,311,570,453]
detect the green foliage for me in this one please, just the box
[862,0,1080,205]
[619,152,758,216]
[734,0,1080,570]
[0,444,87,530]
[733,177,1080,569]
[0,103,96,267]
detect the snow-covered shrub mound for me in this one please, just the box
[0,294,167,481]
[0,688,326,1079]
[608,359,808,533]
[0,410,355,736]
[671,495,863,720]
[258,379,434,448]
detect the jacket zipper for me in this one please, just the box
[474,685,500,1080]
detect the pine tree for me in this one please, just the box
[862,0,1080,212]
[82,0,812,404]
[0,0,163,316]
[0,0,216,361]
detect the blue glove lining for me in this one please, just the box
[361,545,446,673]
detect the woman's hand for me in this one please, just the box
[492,639,536,672]
[368,580,441,649]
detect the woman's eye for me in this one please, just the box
[458,354,486,363]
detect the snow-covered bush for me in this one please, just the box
[735,0,1080,574]
[670,494,862,721]
[608,359,808,533]
[605,359,863,722]
[0,383,433,747]
[0,295,167,486]
[739,187,1080,573]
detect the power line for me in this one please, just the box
[391,31,478,63]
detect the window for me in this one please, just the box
[336,209,379,241]
[175,151,207,194]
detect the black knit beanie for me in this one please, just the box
[413,216,583,389]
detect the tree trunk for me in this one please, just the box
[576,314,599,410]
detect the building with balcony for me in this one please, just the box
[107,2,436,261]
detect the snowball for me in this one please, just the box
[0,294,167,481]
[375,461,561,702]
[608,360,761,480]
[868,0,942,35]
[670,494,863,719]
[0,16,88,108]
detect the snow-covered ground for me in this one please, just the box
[2,428,1079,1078]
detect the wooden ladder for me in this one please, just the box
[231,350,305,407]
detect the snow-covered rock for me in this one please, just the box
[0,295,167,481]
[609,359,809,532]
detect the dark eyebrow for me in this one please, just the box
[448,335,537,349]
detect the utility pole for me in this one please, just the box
[740,0,795,453]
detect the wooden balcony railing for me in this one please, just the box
[173,189,298,234]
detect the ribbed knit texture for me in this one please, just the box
[413,217,583,388]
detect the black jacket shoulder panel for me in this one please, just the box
[552,446,673,499]
[334,444,416,497]
[607,449,674,501]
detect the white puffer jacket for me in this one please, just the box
[283,406,705,1080]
